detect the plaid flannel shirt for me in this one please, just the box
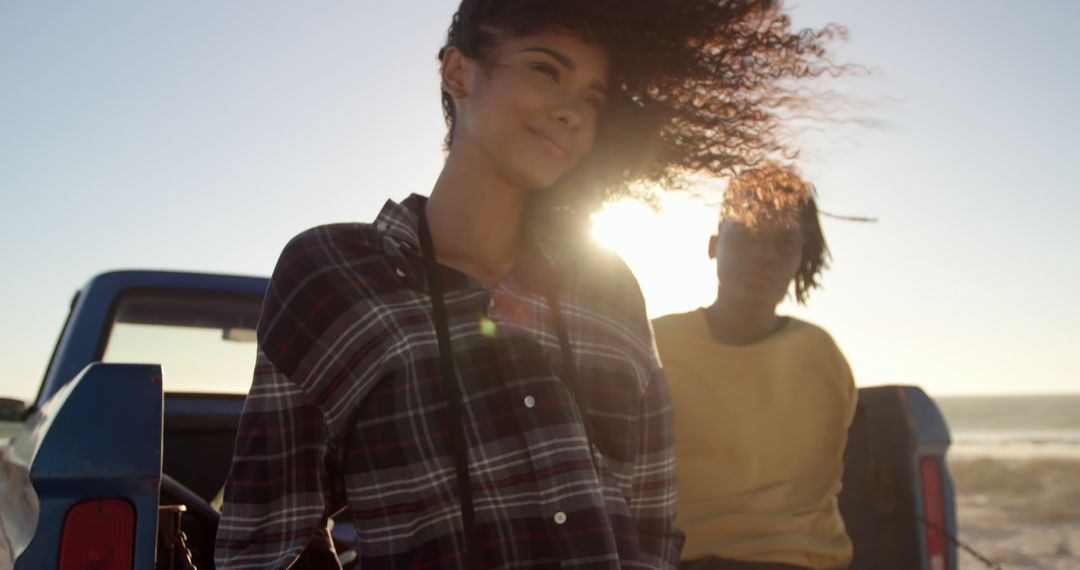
[216,194,683,569]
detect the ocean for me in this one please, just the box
[3,392,1079,451]
[933,394,1080,458]
[932,395,1080,568]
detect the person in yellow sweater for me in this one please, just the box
[654,165,856,570]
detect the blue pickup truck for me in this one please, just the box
[0,270,958,569]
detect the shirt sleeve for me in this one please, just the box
[215,352,341,570]
[216,228,362,569]
[580,248,685,567]
[631,366,686,568]
[832,339,858,427]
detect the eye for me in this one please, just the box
[584,94,606,111]
[779,236,803,252]
[731,228,754,245]
[529,61,560,82]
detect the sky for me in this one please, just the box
[1,0,1078,402]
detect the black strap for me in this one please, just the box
[418,212,483,570]
[417,211,598,569]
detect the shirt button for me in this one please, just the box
[553,511,567,525]
[376,222,388,231]
[395,268,406,278]
[487,297,496,313]
[523,395,536,409]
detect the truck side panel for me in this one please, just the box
[0,363,162,569]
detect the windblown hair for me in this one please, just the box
[439,0,849,232]
[722,164,830,303]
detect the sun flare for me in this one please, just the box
[589,194,721,318]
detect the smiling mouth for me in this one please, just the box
[528,128,569,160]
[743,271,776,288]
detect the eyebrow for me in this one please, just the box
[520,47,608,94]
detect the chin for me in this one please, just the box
[514,165,571,191]
[734,289,784,311]
[514,148,580,188]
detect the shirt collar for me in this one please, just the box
[372,194,426,255]
[373,193,563,295]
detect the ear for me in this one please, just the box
[707,235,718,260]
[440,46,474,100]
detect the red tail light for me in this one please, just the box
[919,457,948,570]
[58,499,135,570]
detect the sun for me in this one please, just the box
[589,194,720,318]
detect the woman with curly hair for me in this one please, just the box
[216,1,845,568]
[654,165,855,569]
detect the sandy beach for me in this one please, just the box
[951,452,1080,569]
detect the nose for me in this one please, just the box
[751,240,780,263]
[550,102,584,130]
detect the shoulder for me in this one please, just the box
[785,318,841,352]
[651,310,702,336]
[560,244,669,385]
[274,223,382,273]
[567,244,651,333]
[263,223,385,315]
[257,223,388,370]
[650,311,708,362]
[268,222,388,295]
[570,243,644,311]
[784,318,854,384]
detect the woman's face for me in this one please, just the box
[444,29,610,189]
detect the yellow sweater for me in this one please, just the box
[653,310,856,568]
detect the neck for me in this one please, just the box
[705,293,780,346]
[425,145,528,286]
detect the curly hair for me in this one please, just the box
[439,0,849,233]
[721,164,830,304]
